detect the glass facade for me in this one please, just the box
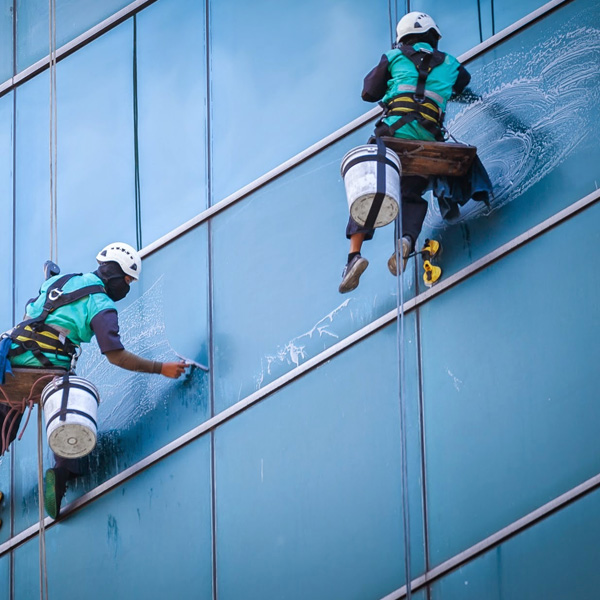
[1,0,598,598]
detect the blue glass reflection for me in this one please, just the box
[421,201,600,566]
[14,21,137,315]
[410,0,483,56]
[136,0,208,244]
[13,438,213,600]
[209,0,390,202]
[0,93,12,332]
[216,323,425,599]
[16,0,133,72]
[0,0,12,82]
[433,489,600,598]
[212,122,417,412]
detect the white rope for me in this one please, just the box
[394,208,412,599]
[37,406,49,600]
[48,0,58,264]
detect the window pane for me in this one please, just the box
[410,0,483,56]
[215,323,426,599]
[432,488,600,598]
[12,227,209,534]
[136,0,208,244]
[16,0,133,71]
[14,22,136,315]
[209,0,391,202]
[0,0,12,81]
[211,123,419,412]
[12,438,213,599]
[421,201,600,566]
[493,0,552,33]
[0,92,12,333]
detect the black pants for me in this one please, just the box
[346,175,429,245]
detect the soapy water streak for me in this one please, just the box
[77,276,179,432]
[426,20,600,226]
[255,299,350,389]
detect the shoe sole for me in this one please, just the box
[44,469,59,520]
[339,258,369,294]
[388,244,410,275]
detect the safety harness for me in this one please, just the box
[380,44,447,141]
[6,274,106,369]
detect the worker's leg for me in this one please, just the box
[44,455,82,519]
[388,175,429,275]
[339,217,374,294]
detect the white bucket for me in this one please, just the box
[41,375,100,459]
[341,144,401,228]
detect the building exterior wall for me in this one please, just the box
[0,0,599,598]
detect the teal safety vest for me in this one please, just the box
[381,42,461,141]
[9,273,116,368]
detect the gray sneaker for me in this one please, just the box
[388,237,412,275]
[339,255,369,294]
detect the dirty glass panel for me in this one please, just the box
[432,489,600,599]
[136,0,208,244]
[0,92,12,333]
[12,227,209,534]
[16,0,133,72]
[216,322,426,599]
[14,22,136,315]
[211,122,419,412]
[420,0,600,282]
[209,0,390,202]
[421,201,600,566]
[0,0,12,82]
[13,437,213,600]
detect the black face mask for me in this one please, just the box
[95,263,131,302]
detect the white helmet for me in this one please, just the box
[96,242,142,280]
[396,12,441,44]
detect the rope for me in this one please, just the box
[394,196,412,598]
[48,0,58,264]
[38,402,49,600]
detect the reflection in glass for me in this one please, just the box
[421,202,600,566]
[136,0,208,244]
[0,93,13,332]
[209,0,390,202]
[12,439,213,599]
[216,323,425,599]
[16,0,132,71]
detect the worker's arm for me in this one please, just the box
[362,54,389,102]
[450,64,472,99]
[91,309,185,379]
[104,349,185,378]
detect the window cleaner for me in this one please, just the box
[0,242,188,520]
[339,12,492,293]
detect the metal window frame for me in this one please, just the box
[1,186,598,558]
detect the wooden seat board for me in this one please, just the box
[380,137,477,176]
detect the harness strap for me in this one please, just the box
[399,44,446,102]
[8,274,106,368]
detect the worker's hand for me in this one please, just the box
[161,361,187,379]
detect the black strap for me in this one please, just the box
[46,408,98,430]
[59,373,69,422]
[341,154,400,178]
[7,274,107,368]
[399,44,446,102]
[363,136,389,230]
